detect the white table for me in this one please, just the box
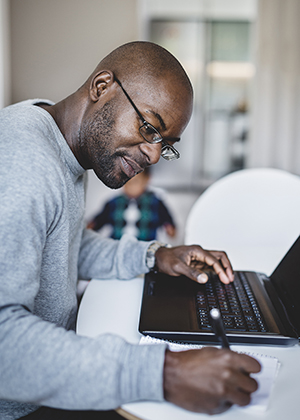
[76,276,300,420]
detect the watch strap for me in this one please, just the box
[146,241,171,270]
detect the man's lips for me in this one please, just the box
[120,156,144,178]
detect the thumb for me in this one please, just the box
[180,264,209,284]
[196,272,209,284]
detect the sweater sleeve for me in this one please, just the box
[78,229,152,280]
[0,310,167,410]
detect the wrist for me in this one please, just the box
[146,241,171,270]
[163,349,180,402]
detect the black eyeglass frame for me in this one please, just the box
[115,78,180,161]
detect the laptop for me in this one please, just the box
[139,236,300,346]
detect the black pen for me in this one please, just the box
[210,308,230,349]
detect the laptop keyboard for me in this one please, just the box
[196,272,267,333]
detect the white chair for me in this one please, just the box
[185,168,300,275]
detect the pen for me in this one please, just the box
[210,308,230,349]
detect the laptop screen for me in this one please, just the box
[270,235,300,332]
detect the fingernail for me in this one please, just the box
[197,273,208,283]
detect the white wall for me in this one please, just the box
[0,0,10,108]
[248,0,300,176]
[10,0,139,104]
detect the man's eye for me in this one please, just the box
[144,125,156,135]
[140,124,162,143]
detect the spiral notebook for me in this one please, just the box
[140,335,280,412]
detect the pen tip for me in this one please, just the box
[210,308,220,319]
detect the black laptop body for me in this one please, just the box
[139,236,300,346]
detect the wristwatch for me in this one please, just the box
[146,241,171,270]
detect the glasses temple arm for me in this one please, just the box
[114,78,147,125]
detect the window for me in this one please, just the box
[139,0,257,189]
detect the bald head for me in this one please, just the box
[87,41,193,100]
[51,41,194,188]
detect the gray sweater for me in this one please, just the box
[0,100,166,420]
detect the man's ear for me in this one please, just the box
[90,70,114,102]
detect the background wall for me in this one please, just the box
[0,0,10,108]
[10,0,138,104]
[248,0,300,175]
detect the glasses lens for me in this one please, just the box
[139,123,162,144]
[161,144,180,161]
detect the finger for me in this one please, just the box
[209,251,234,282]
[199,251,232,284]
[175,246,231,284]
[171,260,210,284]
[231,352,261,375]
[226,387,252,407]
[210,251,234,282]
[197,272,209,284]
[179,256,229,284]
[221,363,259,395]
[159,246,233,285]
[236,353,262,375]
[237,373,259,394]
[186,263,210,283]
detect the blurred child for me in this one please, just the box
[88,167,176,241]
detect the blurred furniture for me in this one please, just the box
[185,168,300,275]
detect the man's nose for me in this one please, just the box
[139,142,161,165]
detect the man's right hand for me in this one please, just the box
[163,347,261,415]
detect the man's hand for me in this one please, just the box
[164,347,261,415]
[155,245,234,284]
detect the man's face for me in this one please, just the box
[79,98,133,189]
[79,79,192,189]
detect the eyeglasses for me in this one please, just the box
[115,78,180,161]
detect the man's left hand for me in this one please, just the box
[155,245,234,284]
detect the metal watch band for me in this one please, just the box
[146,241,171,269]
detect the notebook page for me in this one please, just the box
[244,351,280,412]
[140,335,280,412]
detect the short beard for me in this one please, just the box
[79,100,130,189]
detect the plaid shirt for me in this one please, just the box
[90,191,175,241]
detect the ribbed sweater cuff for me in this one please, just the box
[120,341,167,404]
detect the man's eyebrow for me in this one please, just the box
[148,111,181,143]
[149,111,166,131]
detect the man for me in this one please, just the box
[0,41,260,420]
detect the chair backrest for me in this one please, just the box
[185,168,300,275]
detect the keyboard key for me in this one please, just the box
[196,273,267,333]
